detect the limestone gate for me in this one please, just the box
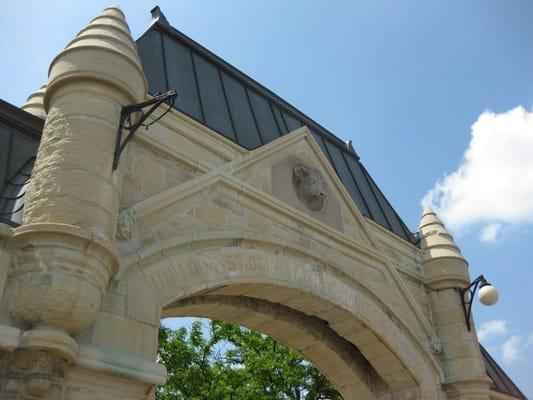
[0,6,525,400]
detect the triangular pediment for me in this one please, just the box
[127,128,437,359]
[136,20,416,245]
[225,127,376,248]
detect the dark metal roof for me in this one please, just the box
[480,345,527,399]
[0,99,42,227]
[136,8,419,246]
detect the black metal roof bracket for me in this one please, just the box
[112,90,177,170]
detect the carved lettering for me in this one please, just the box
[293,263,323,293]
[199,253,225,274]
[148,262,175,292]
[247,254,265,272]
[141,249,406,349]
[186,259,201,277]
[226,254,241,272]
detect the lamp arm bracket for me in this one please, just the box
[457,275,487,331]
[112,90,177,170]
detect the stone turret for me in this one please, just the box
[24,5,147,237]
[420,207,491,399]
[21,85,47,119]
[420,206,468,287]
[3,6,147,397]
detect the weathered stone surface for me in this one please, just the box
[420,207,492,399]
[0,6,498,400]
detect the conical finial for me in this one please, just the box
[21,85,47,119]
[419,205,445,230]
[422,205,434,216]
[64,5,139,61]
[418,206,465,263]
[46,5,147,109]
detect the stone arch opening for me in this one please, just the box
[162,294,382,399]
[124,233,441,398]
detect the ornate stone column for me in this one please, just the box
[420,207,492,399]
[2,6,147,397]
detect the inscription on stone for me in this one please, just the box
[143,248,407,346]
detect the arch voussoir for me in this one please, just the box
[124,234,442,398]
[166,295,376,400]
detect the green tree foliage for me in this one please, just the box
[157,320,342,400]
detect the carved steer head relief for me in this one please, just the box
[292,165,328,211]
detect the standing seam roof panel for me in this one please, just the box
[136,21,417,245]
[309,129,331,163]
[361,165,413,239]
[323,139,371,218]
[0,99,43,227]
[343,154,390,229]
[137,29,167,95]
[162,34,203,121]
[192,53,236,141]
[220,72,263,149]
[247,89,282,142]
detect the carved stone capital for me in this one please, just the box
[1,347,68,397]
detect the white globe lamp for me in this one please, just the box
[478,283,499,306]
[458,275,499,331]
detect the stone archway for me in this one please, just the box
[164,296,377,399]
[0,5,500,400]
[122,232,442,399]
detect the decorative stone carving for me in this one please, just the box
[430,335,443,355]
[7,254,20,277]
[272,157,343,231]
[292,165,328,211]
[117,208,139,241]
[2,349,67,397]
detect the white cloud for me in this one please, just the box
[479,223,502,243]
[502,335,523,364]
[423,106,533,239]
[478,320,508,342]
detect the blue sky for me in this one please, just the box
[1,1,532,396]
